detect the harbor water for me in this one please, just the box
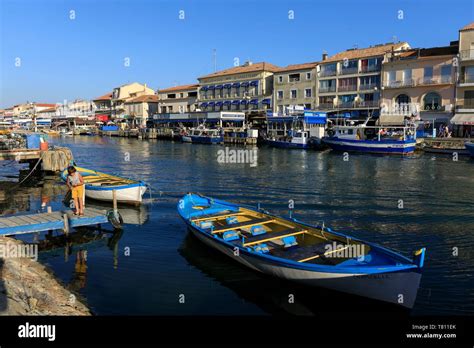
[1,136,473,316]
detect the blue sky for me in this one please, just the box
[0,0,472,108]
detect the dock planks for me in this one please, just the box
[0,207,109,236]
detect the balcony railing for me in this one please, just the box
[318,103,336,109]
[359,83,379,91]
[319,69,337,77]
[418,77,445,85]
[340,67,358,75]
[456,101,474,110]
[459,75,474,84]
[360,65,381,73]
[338,84,357,92]
[338,101,355,108]
[384,79,415,88]
[318,86,336,93]
[460,49,474,61]
[357,100,380,108]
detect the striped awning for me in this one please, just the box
[215,85,223,89]
[208,101,215,106]
[223,84,232,89]
[231,82,241,88]
[223,100,231,105]
[241,82,250,87]
[232,100,240,105]
[240,100,248,105]
[250,80,259,86]
[200,102,208,107]
[215,101,223,106]
[450,113,474,125]
[249,99,259,105]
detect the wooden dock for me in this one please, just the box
[0,148,41,162]
[0,207,109,236]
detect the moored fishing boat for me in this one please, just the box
[466,142,474,158]
[61,166,148,205]
[323,121,417,154]
[178,193,426,308]
[181,126,223,144]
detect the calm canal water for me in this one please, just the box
[1,136,473,316]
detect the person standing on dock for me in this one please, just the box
[66,166,85,216]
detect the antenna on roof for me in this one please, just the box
[212,49,217,72]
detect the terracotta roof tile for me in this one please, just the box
[125,95,159,103]
[460,22,474,31]
[158,84,199,93]
[93,93,113,101]
[276,62,319,72]
[322,42,409,63]
[35,103,56,107]
[38,107,58,113]
[198,62,280,79]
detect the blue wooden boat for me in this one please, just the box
[178,193,426,308]
[466,142,474,158]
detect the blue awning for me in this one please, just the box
[215,101,223,106]
[200,102,208,107]
[261,98,271,105]
[223,100,231,105]
[240,100,248,105]
[241,82,249,87]
[215,85,223,89]
[249,99,259,105]
[201,86,208,91]
[304,115,327,125]
[232,100,240,105]
[250,80,259,86]
[223,84,232,89]
[208,101,215,106]
[208,85,215,90]
[231,82,240,88]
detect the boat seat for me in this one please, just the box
[191,210,241,222]
[282,235,298,248]
[199,221,214,230]
[271,242,342,263]
[252,243,270,254]
[243,228,306,246]
[211,218,274,234]
[250,225,266,236]
[222,230,239,242]
[226,216,239,225]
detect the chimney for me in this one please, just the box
[322,51,328,61]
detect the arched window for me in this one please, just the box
[423,92,441,110]
[395,94,410,104]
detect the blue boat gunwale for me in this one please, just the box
[178,194,423,275]
[322,136,417,145]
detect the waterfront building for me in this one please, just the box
[157,84,199,113]
[380,43,458,129]
[452,22,474,137]
[93,93,113,123]
[316,42,410,119]
[197,61,279,122]
[111,82,155,119]
[124,95,160,127]
[272,62,318,115]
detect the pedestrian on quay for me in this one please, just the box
[66,166,85,216]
